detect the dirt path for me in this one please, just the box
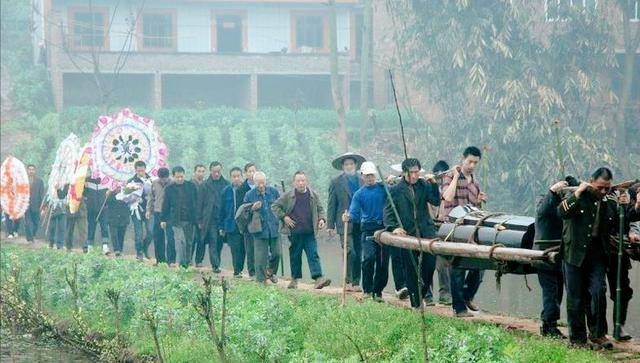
[3,237,639,361]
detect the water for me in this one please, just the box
[0,329,92,363]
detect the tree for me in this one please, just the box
[388,0,626,214]
[55,0,146,112]
[328,0,348,152]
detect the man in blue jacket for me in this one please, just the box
[219,167,247,277]
[243,171,281,284]
[343,162,388,300]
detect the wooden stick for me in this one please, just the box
[374,231,559,264]
[341,217,349,307]
[94,193,109,222]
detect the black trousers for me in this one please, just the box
[153,212,175,264]
[537,268,564,328]
[109,225,127,253]
[390,246,406,291]
[24,209,40,241]
[361,228,389,295]
[563,254,607,343]
[226,232,246,275]
[402,249,436,308]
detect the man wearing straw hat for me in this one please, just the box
[327,152,365,292]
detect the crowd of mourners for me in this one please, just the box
[3,145,639,350]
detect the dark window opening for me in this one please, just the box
[217,15,243,52]
[295,15,324,50]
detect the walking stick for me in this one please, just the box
[341,217,349,307]
[279,180,286,277]
[95,192,109,223]
[613,200,625,341]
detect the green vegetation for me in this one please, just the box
[0,242,610,362]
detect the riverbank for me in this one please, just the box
[1,239,624,362]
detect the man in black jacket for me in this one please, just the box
[161,166,198,268]
[558,167,618,348]
[327,152,365,291]
[604,184,640,341]
[198,161,229,272]
[240,162,256,276]
[191,164,207,266]
[534,178,575,338]
[84,174,109,252]
[383,158,440,309]
[25,164,45,242]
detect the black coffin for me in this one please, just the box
[437,205,539,273]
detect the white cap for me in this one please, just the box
[360,161,377,175]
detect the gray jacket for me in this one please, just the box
[147,178,171,214]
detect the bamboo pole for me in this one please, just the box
[374,231,558,264]
[341,218,349,307]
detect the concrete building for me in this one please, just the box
[33,0,375,111]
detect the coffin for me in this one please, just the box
[437,205,540,273]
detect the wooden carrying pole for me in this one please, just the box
[374,231,558,265]
[341,218,349,307]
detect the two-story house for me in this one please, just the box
[33,0,374,111]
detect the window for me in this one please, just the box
[291,12,328,52]
[627,0,639,21]
[69,8,108,49]
[545,0,598,22]
[140,10,175,51]
[211,11,247,53]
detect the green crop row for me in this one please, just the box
[0,243,610,362]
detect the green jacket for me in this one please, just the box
[272,188,326,236]
[558,192,618,267]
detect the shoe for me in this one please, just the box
[465,300,479,312]
[455,311,474,318]
[48,243,54,249]
[136,254,144,261]
[396,287,409,300]
[168,263,176,268]
[439,297,452,306]
[102,244,110,254]
[424,298,436,306]
[233,274,242,279]
[373,293,384,302]
[212,267,222,273]
[540,326,566,339]
[314,277,331,289]
[115,251,122,257]
[350,283,363,292]
[616,326,632,341]
[87,245,93,252]
[269,274,278,284]
[65,247,73,253]
[7,234,14,239]
[288,279,299,289]
[589,336,614,350]
[195,263,204,268]
[82,247,88,253]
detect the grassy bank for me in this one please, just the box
[0,242,608,362]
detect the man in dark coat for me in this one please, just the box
[127,160,153,260]
[161,166,199,268]
[107,187,130,257]
[198,161,229,271]
[604,184,640,341]
[558,167,619,349]
[84,174,109,252]
[327,152,365,291]
[383,158,440,309]
[240,162,257,276]
[191,164,207,266]
[218,167,247,276]
[534,178,575,338]
[25,164,45,242]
